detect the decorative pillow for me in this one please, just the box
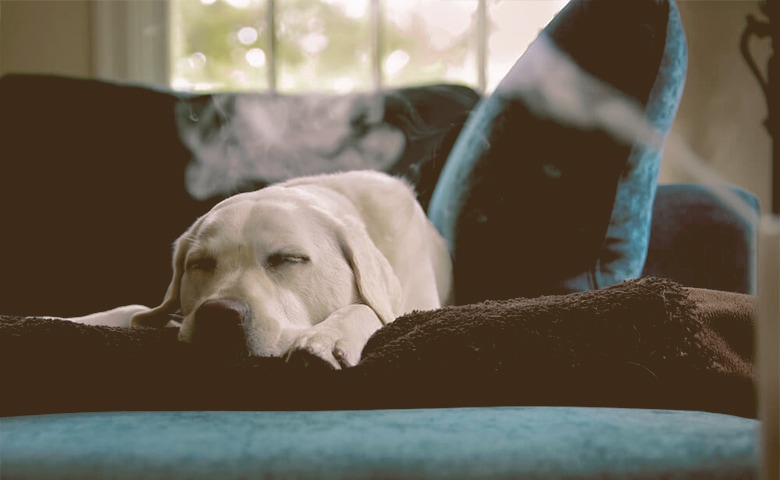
[428,0,687,303]
[174,84,479,209]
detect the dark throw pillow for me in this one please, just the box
[428,0,688,303]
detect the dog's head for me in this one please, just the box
[131,183,402,357]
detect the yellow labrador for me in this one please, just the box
[60,171,453,369]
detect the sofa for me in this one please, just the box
[0,0,764,478]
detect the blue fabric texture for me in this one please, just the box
[428,0,688,303]
[2,407,758,479]
[597,0,687,288]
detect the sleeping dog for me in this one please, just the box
[60,171,453,369]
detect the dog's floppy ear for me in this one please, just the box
[130,233,190,328]
[338,219,403,325]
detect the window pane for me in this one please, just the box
[168,0,570,93]
[170,0,270,92]
[383,0,478,88]
[276,0,373,93]
[486,0,568,91]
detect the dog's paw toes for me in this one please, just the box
[285,347,337,370]
[285,328,365,370]
[333,341,360,369]
[285,339,340,370]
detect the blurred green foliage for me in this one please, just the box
[170,0,475,92]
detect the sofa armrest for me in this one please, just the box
[643,183,759,294]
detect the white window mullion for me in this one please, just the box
[371,0,383,90]
[91,0,169,87]
[475,0,488,94]
[266,0,277,93]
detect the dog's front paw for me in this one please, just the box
[284,305,384,369]
[284,346,339,371]
[285,325,363,370]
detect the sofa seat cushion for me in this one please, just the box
[2,407,758,479]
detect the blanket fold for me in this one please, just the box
[0,277,757,418]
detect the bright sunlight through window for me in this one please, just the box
[170,0,569,94]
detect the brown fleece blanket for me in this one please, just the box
[0,277,757,418]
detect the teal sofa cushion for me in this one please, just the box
[2,407,758,479]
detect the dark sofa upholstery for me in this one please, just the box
[0,73,757,318]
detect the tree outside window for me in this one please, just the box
[170,0,567,93]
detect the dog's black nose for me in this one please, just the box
[191,298,250,355]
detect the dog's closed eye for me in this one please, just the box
[187,257,217,273]
[266,252,310,269]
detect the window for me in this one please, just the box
[169,0,569,94]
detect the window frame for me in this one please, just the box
[91,0,170,87]
[92,0,513,94]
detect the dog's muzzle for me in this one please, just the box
[191,298,251,356]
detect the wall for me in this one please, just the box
[0,0,93,78]
[659,0,772,211]
[0,0,773,209]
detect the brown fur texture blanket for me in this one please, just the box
[0,277,756,418]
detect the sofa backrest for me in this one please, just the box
[0,74,479,316]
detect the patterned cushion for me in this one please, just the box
[428,0,687,303]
